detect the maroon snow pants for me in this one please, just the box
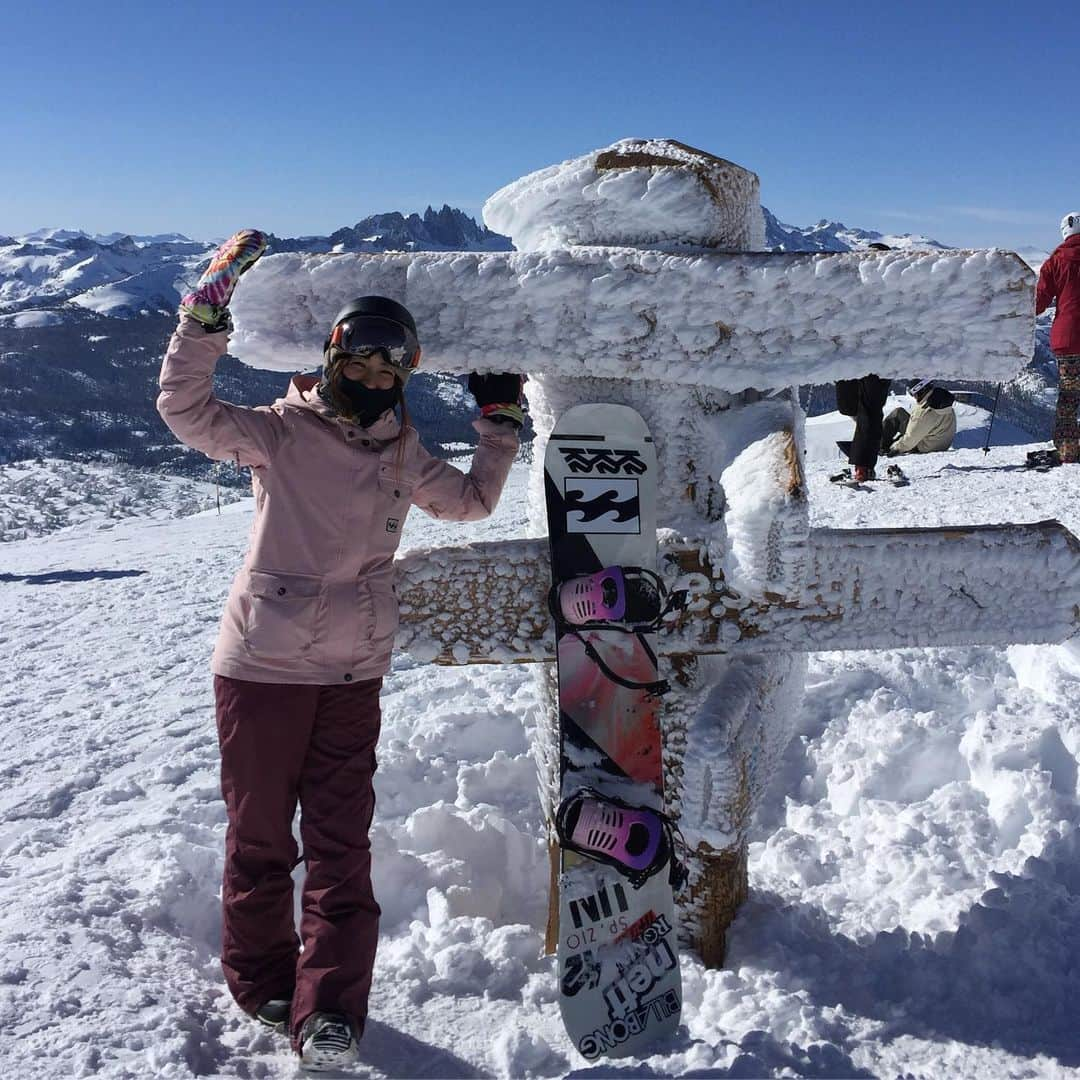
[213,674,382,1047]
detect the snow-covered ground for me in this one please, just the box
[0,460,246,542]
[804,395,1036,468]
[2,438,1080,1078]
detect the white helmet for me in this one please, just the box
[1062,212,1080,240]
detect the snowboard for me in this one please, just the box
[828,464,909,487]
[544,403,681,1060]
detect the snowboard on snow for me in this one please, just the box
[544,403,682,1060]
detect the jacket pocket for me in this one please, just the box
[243,570,323,660]
[356,580,400,658]
[377,470,413,503]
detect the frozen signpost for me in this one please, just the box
[231,139,1077,965]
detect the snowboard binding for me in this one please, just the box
[556,566,670,629]
[550,567,686,699]
[556,788,688,889]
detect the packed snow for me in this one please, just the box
[2,427,1080,1077]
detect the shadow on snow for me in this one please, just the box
[728,825,1080,1068]
[0,569,148,585]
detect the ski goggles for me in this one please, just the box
[329,316,421,382]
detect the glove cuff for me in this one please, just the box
[180,300,233,333]
[480,402,525,428]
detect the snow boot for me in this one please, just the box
[298,1011,361,1072]
[1027,448,1062,471]
[253,998,291,1035]
[830,465,874,487]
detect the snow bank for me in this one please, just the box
[229,246,1034,387]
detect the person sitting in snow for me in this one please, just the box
[156,230,523,1071]
[1035,211,1080,464]
[881,378,957,456]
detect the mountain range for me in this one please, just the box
[3,206,1012,326]
[0,206,1057,478]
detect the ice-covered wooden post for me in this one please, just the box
[483,141,811,963]
[230,138,1055,965]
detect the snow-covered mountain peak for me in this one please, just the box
[0,208,512,322]
[763,207,948,252]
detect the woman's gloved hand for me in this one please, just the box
[180,228,267,332]
[468,372,525,428]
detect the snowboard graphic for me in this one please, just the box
[544,404,681,1060]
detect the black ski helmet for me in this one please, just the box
[324,295,421,385]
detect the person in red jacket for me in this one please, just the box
[1036,212,1080,463]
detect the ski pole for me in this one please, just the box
[983,383,1002,455]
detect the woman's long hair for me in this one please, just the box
[395,382,411,477]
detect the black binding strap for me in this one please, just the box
[565,629,670,697]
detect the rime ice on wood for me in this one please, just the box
[229,137,1054,966]
[230,250,1034,388]
[482,137,767,252]
[495,140,810,963]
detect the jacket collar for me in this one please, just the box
[282,374,402,440]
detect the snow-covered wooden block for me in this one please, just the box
[230,247,1034,388]
[483,138,766,252]
[394,521,1080,662]
[227,136,1051,969]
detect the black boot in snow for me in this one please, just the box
[254,998,291,1035]
[1026,448,1062,471]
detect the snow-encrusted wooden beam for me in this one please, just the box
[230,247,1034,388]
[394,520,1080,661]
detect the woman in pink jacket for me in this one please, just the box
[156,231,521,1071]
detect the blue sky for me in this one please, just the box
[2,0,1072,251]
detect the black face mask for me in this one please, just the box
[336,378,399,427]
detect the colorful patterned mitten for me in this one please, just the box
[180,228,267,330]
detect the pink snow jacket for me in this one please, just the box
[157,315,518,685]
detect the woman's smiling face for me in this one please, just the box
[340,351,398,391]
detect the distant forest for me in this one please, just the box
[0,312,497,485]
